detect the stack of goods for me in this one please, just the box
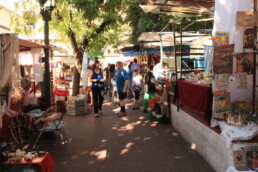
[67,95,87,116]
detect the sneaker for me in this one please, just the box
[95,113,99,117]
[118,111,126,117]
[143,109,147,113]
[98,110,103,115]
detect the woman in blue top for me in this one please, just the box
[88,61,106,117]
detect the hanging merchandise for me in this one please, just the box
[0,34,19,90]
[204,46,214,76]
[235,73,248,89]
[236,53,253,74]
[212,31,229,46]
[213,44,234,75]
[214,91,232,116]
[243,28,257,49]
[212,74,230,93]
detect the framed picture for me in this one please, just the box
[233,150,248,171]
[236,53,254,74]
[244,29,256,49]
[237,11,258,27]
[214,91,232,115]
[212,31,229,46]
[213,44,234,74]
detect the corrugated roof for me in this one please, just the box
[139,0,214,16]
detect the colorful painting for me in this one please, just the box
[237,11,258,27]
[212,31,229,46]
[236,53,254,74]
[213,44,234,74]
[233,150,248,171]
[212,74,229,93]
[244,29,257,49]
[235,73,247,89]
[214,91,232,115]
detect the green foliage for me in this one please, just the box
[10,0,41,36]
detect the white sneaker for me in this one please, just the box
[95,113,99,117]
[98,110,103,115]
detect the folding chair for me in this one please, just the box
[32,113,66,149]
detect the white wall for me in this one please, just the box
[213,0,257,102]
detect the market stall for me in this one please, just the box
[140,0,258,171]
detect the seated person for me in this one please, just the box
[34,100,66,125]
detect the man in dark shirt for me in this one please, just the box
[143,65,156,112]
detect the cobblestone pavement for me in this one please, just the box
[37,98,215,172]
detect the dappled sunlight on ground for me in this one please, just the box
[101,139,107,143]
[138,116,144,120]
[174,156,183,159]
[103,102,112,106]
[118,123,134,131]
[191,143,196,150]
[120,142,134,155]
[150,121,159,127]
[121,117,129,121]
[90,150,108,160]
[172,132,178,136]
[143,137,151,141]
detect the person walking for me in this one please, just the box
[114,61,128,116]
[127,62,133,98]
[88,61,106,117]
[131,66,143,110]
[86,66,93,106]
[130,59,140,74]
[143,65,156,113]
[104,63,110,95]
[108,64,116,101]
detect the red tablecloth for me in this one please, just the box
[3,152,54,172]
[174,80,213,121]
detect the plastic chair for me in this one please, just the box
[32,113,66,149]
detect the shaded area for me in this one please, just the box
[37,98,215,172]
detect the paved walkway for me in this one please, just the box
[38,98,215,172]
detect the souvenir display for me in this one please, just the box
[244,29,257,49]
[213,44,234,74]
[212,31,229,46]
[214,91,232,116]
[235,73,247,89]
[233,150,248,171]
[245,146,258,171]
[236,53,253,74]
[237,11,258,27]
[212,74,229,93]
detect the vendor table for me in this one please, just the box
[174,80,213,122]
[2,152,54,172]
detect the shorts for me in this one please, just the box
[118,92,127,100]
[134,90,140,99]
[86,86,92,92]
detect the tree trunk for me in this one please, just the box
[71,51,84,96]
[72,66,80,96]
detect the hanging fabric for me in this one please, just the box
[0,34,19,90]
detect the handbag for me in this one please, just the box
[98,82,105,89]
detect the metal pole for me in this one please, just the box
[44,20,51,109]
[173,24,178,80]
[180,20,183,79]
[252,0,257,114]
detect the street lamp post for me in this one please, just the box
[38,0,55,109]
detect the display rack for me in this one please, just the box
[172,19,213,80]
